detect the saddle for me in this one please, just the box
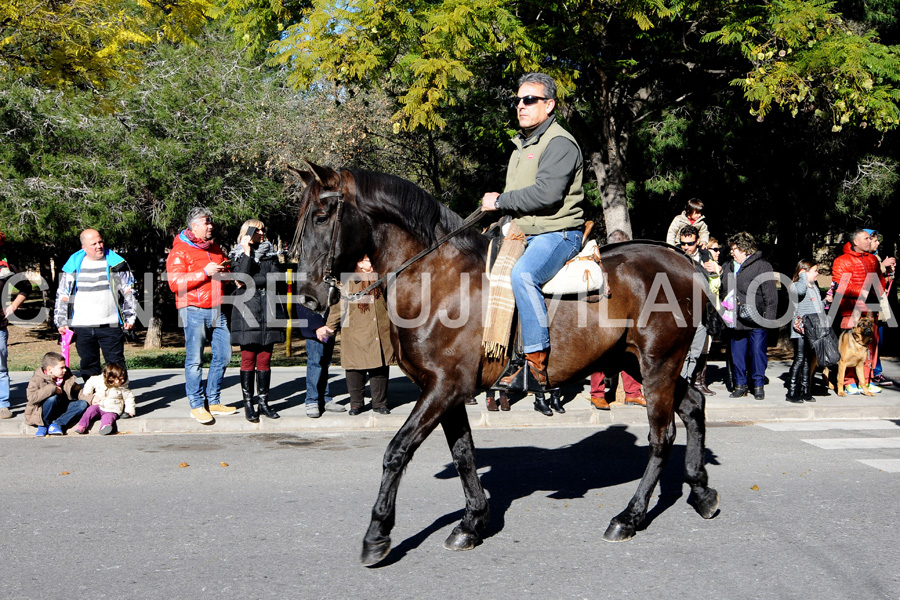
[482,220,607,393]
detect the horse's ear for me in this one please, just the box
[302,159,338,186]
[285,164,314,188]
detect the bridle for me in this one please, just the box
[293,169,484,303]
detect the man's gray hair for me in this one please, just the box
[607,229,630,244]
[187,207,213,228]
[849,228,869,246]
[517,72,557,101]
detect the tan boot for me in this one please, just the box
[501,350,549,387]
[590,396,610,410]
[625,395,646,406]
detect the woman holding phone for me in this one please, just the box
[230,219,285,421]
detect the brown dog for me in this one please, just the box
[831,314,876,396]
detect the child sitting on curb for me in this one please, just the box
[25,351,86,436]
[75,362,136,435]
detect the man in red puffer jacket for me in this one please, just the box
[828,229,893,392]
[166,207,236,424]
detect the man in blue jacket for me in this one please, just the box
[54,229,136,381]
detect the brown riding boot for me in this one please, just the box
[590,396,610,410]
[500,350,549,387]
[694,364,715,396]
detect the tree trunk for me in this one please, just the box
[39,256,56,327]
[144,316,163,349]
[143,270,167,350]
[590,125,633,240]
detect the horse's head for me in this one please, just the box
[288,162,372,312]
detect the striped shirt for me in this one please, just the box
[69,258,118,326]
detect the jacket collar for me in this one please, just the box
[516,115,557,148]
[842,241,871,258]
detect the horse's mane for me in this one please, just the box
[350,169,487,257]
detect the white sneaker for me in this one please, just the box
[306,403,322,418]
[323,401,347,412]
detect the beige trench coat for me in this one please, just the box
[326,277,397,370]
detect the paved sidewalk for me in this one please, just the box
[2,359,899,436]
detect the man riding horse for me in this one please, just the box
[480,72,586,391]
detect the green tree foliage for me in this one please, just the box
[0,23,403,267]
[703,0,900,131]
[264,0,900,243]
[0,0,221,90]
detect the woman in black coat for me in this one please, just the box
[230,219,285,421]
[719,231,777,400]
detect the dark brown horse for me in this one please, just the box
[289,163,719,566]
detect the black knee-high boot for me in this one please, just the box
[799,340,815,402]
[240,370,259,422]
[786,338,804,403]
[256,370,280,419]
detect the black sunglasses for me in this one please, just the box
[680,240,698,247]
[709,247,720,251]
[514,95,548,106]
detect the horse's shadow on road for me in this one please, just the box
[383,425,720,564]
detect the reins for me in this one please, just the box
[330,206,485,302]
[298,169,485,302]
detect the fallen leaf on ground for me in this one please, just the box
[60,471,70,476]
[750,484,759,491]
[220,462,229,467]
[179,462,189,468]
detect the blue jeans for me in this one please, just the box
[0,327,9,409]
[180,307,232,409]
[41,394,89,430]
[305,337,334,406]
[730,328,768,387]
[511,230,582,353]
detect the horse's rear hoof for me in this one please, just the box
[361,538,391,567]
[691,488,721,519]
[443,527,480,551]
[603,520,635,542]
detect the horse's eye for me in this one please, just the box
[313,213,329,226]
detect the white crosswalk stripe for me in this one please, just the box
[758,420,899,431]
[857,459,900,473]
[802,437,900,450]
[757,420,900,472]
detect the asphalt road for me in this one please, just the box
[2,421,899,599]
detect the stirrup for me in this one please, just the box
[495,358,547,393]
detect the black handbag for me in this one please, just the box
[737,301,758,326]
[802,313,840,368]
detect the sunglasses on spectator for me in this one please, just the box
[514,95,548,106]
[709,247,720,252]
[679,240,698,247]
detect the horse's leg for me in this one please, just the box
[675,381,720,519]
[603,375,677,542]
[361,389,447,566]
[440,401,490,551]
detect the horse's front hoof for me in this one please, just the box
[603,520,635,542]
[360,537,391,567]
[443,526,481,551]
[691,488,721,519]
